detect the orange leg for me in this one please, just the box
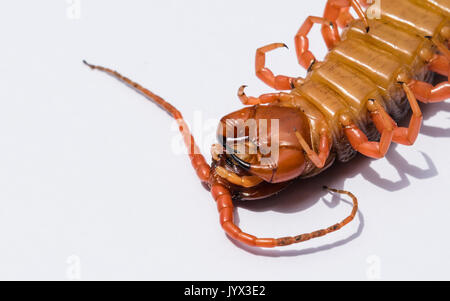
[237,85,292,105]
[211,184,358,248]
[409,60,450,103]
[371,84,423,146]
[409,38,450,103]
[324,0,369,31]
[393,84,423,145]
[322,0,369,58]
[424,36,450,76]
[342,104,394,159]
[255,43,297,90]
[215,166,263,188]
[408,81,450,103]
[428,54,449,76]
[295,16,340,71]
[83,60,210,182]
[295,127,331,169]
[335,7,353,29]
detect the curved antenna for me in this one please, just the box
[211,184,359,248]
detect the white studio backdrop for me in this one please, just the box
[0,0,449,280]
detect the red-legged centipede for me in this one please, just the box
[84,0,450,248]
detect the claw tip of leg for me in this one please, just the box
[238,85,247,96]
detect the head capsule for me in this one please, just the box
[215,104,311,184]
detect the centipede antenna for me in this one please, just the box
[83,60,211,182]
[212,182,360,248]
[83,60,180,118]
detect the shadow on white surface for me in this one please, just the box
[421,101,450,137]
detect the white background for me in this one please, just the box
[0,0,449,281]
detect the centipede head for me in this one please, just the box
[210,104,311,200]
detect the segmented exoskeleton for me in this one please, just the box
[84,0,450,248]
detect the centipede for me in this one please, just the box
[83,0,450,248]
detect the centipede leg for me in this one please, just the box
[323,0,369,29]
[335,7,353,29]
[295,16,340,70]
[371,85,423,146]
[409,80,450,103]
[408,38,450,103]
[426,38,450,77]
[324,0,370,32]
[215,166,263,188]
[255,43,298,90]
[341,108,394,159]
[408,67,450,103]
[295,127,332,169]
[83,60,211,182]
[393,84,424,145]
[237,85,293,105]
[428,54,449,76]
